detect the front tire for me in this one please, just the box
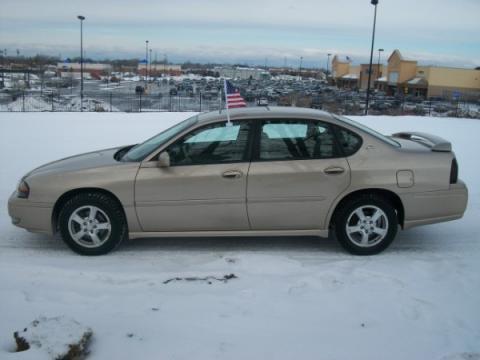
[58,192,127,255]
[334,195,398,255]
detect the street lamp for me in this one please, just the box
[377,48,384,78]
[365,0,379,115]
[77,15,85,112]
[299,56,303,77]
[145,40,149,84]
[326,53,332,80]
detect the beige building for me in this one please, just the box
[359,64,384,90]
[333,50,480,100]
[331,56,361,89]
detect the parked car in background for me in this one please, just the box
[257,98,269,106]
[8,107,468,255]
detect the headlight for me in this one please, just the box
[17,180,30,199]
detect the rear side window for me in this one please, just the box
[259,119,339,160]
[335,127,362,156]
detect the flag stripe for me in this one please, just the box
[225,80,247,109]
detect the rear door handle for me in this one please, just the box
[324,166,345,175]
[222,170,243,179]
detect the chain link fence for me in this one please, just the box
[1,91,479,118]
[0,91,223,113]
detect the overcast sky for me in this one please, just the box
[1,0,479,68]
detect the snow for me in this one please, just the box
[13,316,92,359]
[0,112,479,360]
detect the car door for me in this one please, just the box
[135,120,252,232]
[247,118,351,230]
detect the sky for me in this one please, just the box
[0,0,479,68]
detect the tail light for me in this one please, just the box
[450,158,458,184]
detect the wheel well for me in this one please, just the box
[330,189,405,228]
[52,188,125,233]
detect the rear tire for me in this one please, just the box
[334,194,397,255]
[58,192,127,255]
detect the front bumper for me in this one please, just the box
[8,192,54,235]
[402,180,468,229]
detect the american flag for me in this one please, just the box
[225,80,246,109]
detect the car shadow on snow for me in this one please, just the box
[119,235,342,254]
[117,226,449,255]
[2,225,462,256]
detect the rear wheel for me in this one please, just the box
[334,195,397,255]
[58,192,127,255]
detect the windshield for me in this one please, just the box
[123,115,198,161]
[334,115,400,147]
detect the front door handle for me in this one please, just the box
[222,170,243,179]
[324,166,345,175]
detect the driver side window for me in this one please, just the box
[166,121,251,166]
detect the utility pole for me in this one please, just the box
[149,48,153,80]
[145,40,149,85]
[365,0,379,115]
[1,49,5,87]
[326,53,332,81]
[77,15,85,112]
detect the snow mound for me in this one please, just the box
[4,97,51,112]
[13,316,92,360]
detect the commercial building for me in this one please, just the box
[215,67,271,80]
[332,50,480,100]
[331,56,360,89]
[137,64,182,76]
[56,62,112,74]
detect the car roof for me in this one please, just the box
[196,106,335,124]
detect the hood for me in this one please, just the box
[25,147,124,178]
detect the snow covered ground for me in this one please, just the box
[0,112,479,360]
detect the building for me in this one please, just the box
[332,50,480,100]
[359,64,384,90]
[56,62,112,80]
[215,67,271,80]
[331,56,360,89]
[137,64,182,76]
[56,62,112,74]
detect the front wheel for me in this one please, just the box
[334,195,398,255]
[58,192,127,255]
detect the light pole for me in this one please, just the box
[326,53,332,81]
[145,40,149,85]
[299,56,303,77]
[365,0,379,115]
[77,15,85,112]
[377,48,384,78]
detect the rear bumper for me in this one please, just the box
[7,192,54,235]
[402,180,468,229]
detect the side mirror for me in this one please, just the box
[157,152,170,168]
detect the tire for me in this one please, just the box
[334,194,398,255]
[58,192,127,255]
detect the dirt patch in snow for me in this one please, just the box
[163,273,238,284]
